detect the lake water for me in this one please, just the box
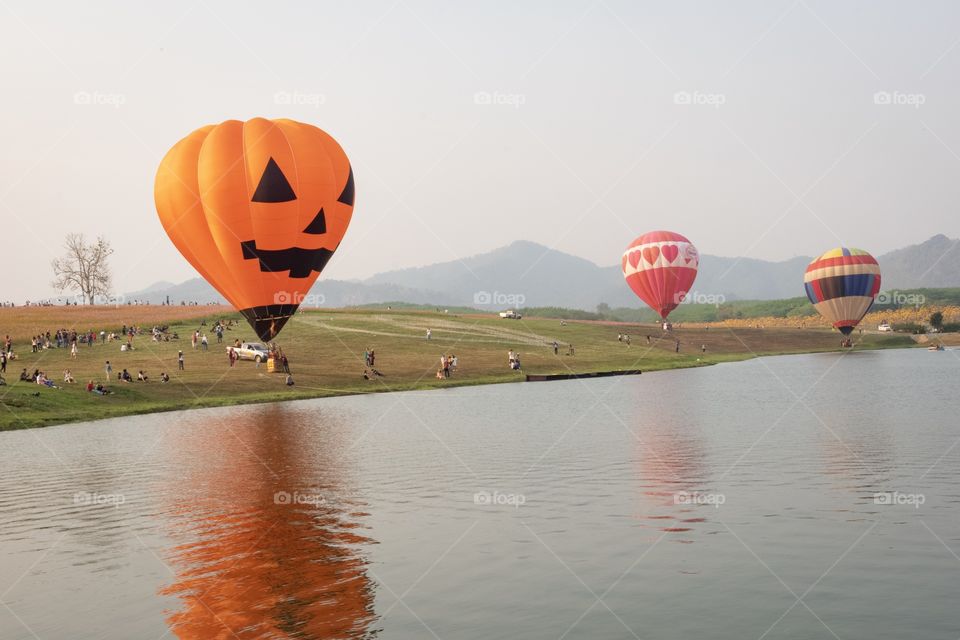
[1,348,959,639]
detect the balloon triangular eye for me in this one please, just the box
[337,167,355,206]
[303,208,326,234]
[252,157,296,203]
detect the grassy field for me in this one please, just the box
[0,305,918,430]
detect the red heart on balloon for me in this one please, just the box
[628,251,641,269]
[642,246,660,265]
[661,244,679,264]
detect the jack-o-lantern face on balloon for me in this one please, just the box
[155,118,355,340]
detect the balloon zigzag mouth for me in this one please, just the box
[240,240,334,278]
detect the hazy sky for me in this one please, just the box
[2,1,960,302]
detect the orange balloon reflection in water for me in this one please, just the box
[158,405,375,639]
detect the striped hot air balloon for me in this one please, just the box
[622,231,699,320]
[803,247,881,335]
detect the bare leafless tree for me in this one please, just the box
[51,234,114,304]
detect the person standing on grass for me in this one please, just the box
[201,334,208,351]
[553,341,559,355]
[71,342,78,359]
[0,351,6,374]
[105,360,112,377]
[228,347,236,367]
[426,328,432,340]
[675,339,680,353]
[178,351,184,371]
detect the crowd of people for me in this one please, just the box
[436,353,458,379]
[0,316,290,391]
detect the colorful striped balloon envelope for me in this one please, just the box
[803,247,881,335]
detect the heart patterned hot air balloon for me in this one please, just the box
[622,231,699,320]
[155,118,355,340]
[803,247,881,335]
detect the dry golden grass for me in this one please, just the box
[0,305,231,341]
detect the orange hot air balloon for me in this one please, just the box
[155,118,355,340]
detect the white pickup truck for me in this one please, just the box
[499,310,522,319]
[229,342,270,362]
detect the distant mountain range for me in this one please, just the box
[125,234,960,311]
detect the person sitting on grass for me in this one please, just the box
[0,374,5,386]
[137,370,149,382]
[94,382,111,395]
[63,369,76,384]
[36,372,58,388]
[285,373,294,386]
[120,369,133,383]
[19,368,31,381]
[86,380,94,392]
[159,372,170,383]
